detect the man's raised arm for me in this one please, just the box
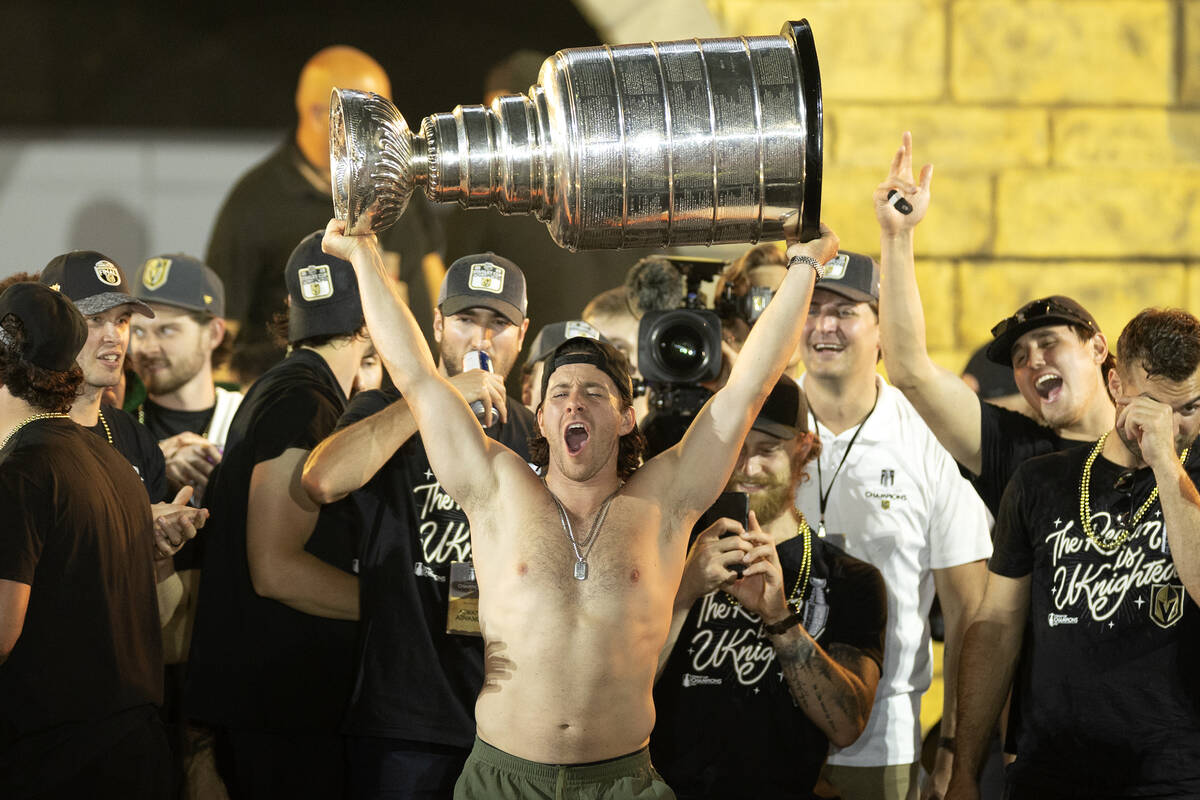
[876,132,985,475]
[651,222,839,516]
[320,219,501,508]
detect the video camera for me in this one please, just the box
[634,256,730,458]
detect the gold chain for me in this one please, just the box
[1079,431,1189,553]
[97,408,114,445]
[1,412,70,450]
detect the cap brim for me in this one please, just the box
[441,296,524,326]
[751,419,798,439]
[815,284,876,305]
[985,314,1092,366]
[74,293,155,319]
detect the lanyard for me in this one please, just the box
[813,393,879,539]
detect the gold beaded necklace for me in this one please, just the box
[1079,431,1189,553]
[1,412,70,451]
[96,408,114,445]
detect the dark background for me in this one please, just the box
[0,0,602,129]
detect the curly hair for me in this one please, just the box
[0,314,83,412]
[1116,308,1200,382]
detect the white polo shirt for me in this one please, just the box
[796,376,992,768]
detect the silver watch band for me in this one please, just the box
[788,254,823,280]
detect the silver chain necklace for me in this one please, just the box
[546,484,621,580]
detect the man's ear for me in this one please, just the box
[618,405,636,436]
[536,405,544,436]
[1092,332,1109,365]
[432,309,444,344]
[1107,364,1124,400]
[207,317,228,351]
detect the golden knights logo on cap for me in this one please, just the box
[141,258,172,291]
[94,259,122,286]
[468,262,505,294]
[298,265,334,301]
[822,253,850,281]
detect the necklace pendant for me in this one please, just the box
[574,560,588,581]
[817,522,826,539]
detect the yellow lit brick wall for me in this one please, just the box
[708,0,1200,373]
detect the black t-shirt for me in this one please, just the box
[205,138,444,352]
[651,531,887,799]
[990,444,1200,797]
[185,349,359,732]
[139,398,214,442]
[339,386,536,747]
[0,418,162,786]
[975,400,1081,516]
[91,404,168,503]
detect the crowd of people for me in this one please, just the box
[2,46,1200,800]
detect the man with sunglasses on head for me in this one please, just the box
[874,134,1115,516]
[947,308,1200,799]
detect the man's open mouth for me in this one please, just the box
[1035,373,1063,402]
[565,423,589,455]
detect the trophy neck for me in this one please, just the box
[418,93,549,217]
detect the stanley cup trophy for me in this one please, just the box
[330,19,822,249]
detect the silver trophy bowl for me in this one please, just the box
[331,19,822,247]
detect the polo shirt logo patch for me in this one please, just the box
[822,253,850,280]
[298,265,333,301]
[94,260,122,286]
[1150,583,1184,629]
[468,263,504,294]
[141,258,171,291]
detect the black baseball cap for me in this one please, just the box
[41,251,155,319]
[752,375,809,439]
[540,337,633,408]
[985,295,1100,366]
[133,253,225,317]
[438,253,527,325]
[526,320,609,366]
[0,282,88,371]
[814,250,879,304]
[284,230,364,343]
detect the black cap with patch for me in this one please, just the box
[133,253,225,317]
[0,282,88,372]
[539,337,633,409]
[526,320,610,366]
[284,230,363,343]
[985,295,1100,366]
[40,251,155,319]
[752,375,809,439]
[438,253,527,325]
[814,250,879,304]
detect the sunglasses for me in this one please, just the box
[990,298,1094,339]
[1111,469,1142,536]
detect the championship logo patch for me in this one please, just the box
[298,265,333,301]
[564,320,600,340]
[93,260,122,286]
[141,258,171,291]
[1150,583,1184,629]
[468,262,505,294]
[822,253,850,281]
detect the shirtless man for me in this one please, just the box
[322,215,838,797]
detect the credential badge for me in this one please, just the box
[298,265,334,301]
[468,262,505,294]
[141,258,171,291]
[94,259,122,286]
[822,253,850,281]
[1150,583,1184,629]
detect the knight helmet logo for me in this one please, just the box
[1150,583,1185,629]
[141,258,172,291]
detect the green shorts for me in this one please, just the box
[453,736,676,800]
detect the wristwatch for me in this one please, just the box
[787,254,824,280]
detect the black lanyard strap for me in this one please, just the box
[813,392,879,535]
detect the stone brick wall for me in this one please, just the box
[709,0,1200,372]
